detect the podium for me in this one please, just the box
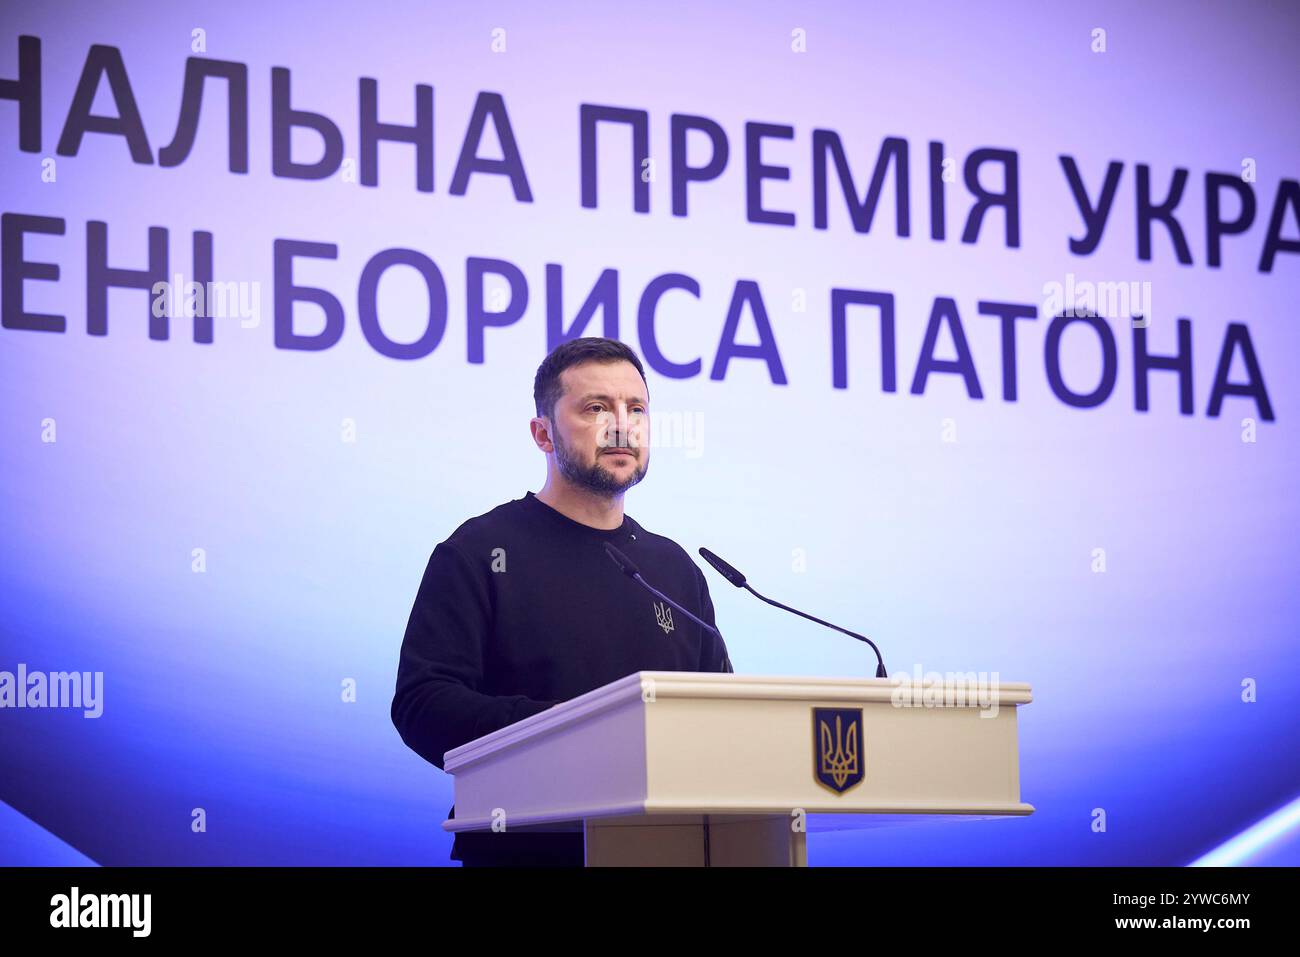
[442,671,1033,866]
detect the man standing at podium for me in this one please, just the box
[391,337,734,866]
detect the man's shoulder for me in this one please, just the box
[438,496,531,553]
[627,519,701,577]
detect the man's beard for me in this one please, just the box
[553,430,647,496]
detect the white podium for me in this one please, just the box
[442,671,1033,866]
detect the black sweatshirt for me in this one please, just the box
[391,490,734,864]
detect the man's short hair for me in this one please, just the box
[533,337,649,420]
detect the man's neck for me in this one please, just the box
[535,480,625,530]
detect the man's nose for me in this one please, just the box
[605,406,635,448]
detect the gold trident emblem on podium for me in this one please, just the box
[813,708,864,793]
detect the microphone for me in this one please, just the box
[698,546,888,678]
[603,542,722,638]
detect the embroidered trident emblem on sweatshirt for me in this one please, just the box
[653,601,674,634]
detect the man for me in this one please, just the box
[391,337,734,866]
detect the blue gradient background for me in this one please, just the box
[1,0,1297,865]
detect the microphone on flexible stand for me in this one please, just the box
[697,546,887,678]
[603,542,722,638]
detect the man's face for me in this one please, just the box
[545,361,650,496]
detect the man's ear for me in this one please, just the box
[530,415,555,453]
